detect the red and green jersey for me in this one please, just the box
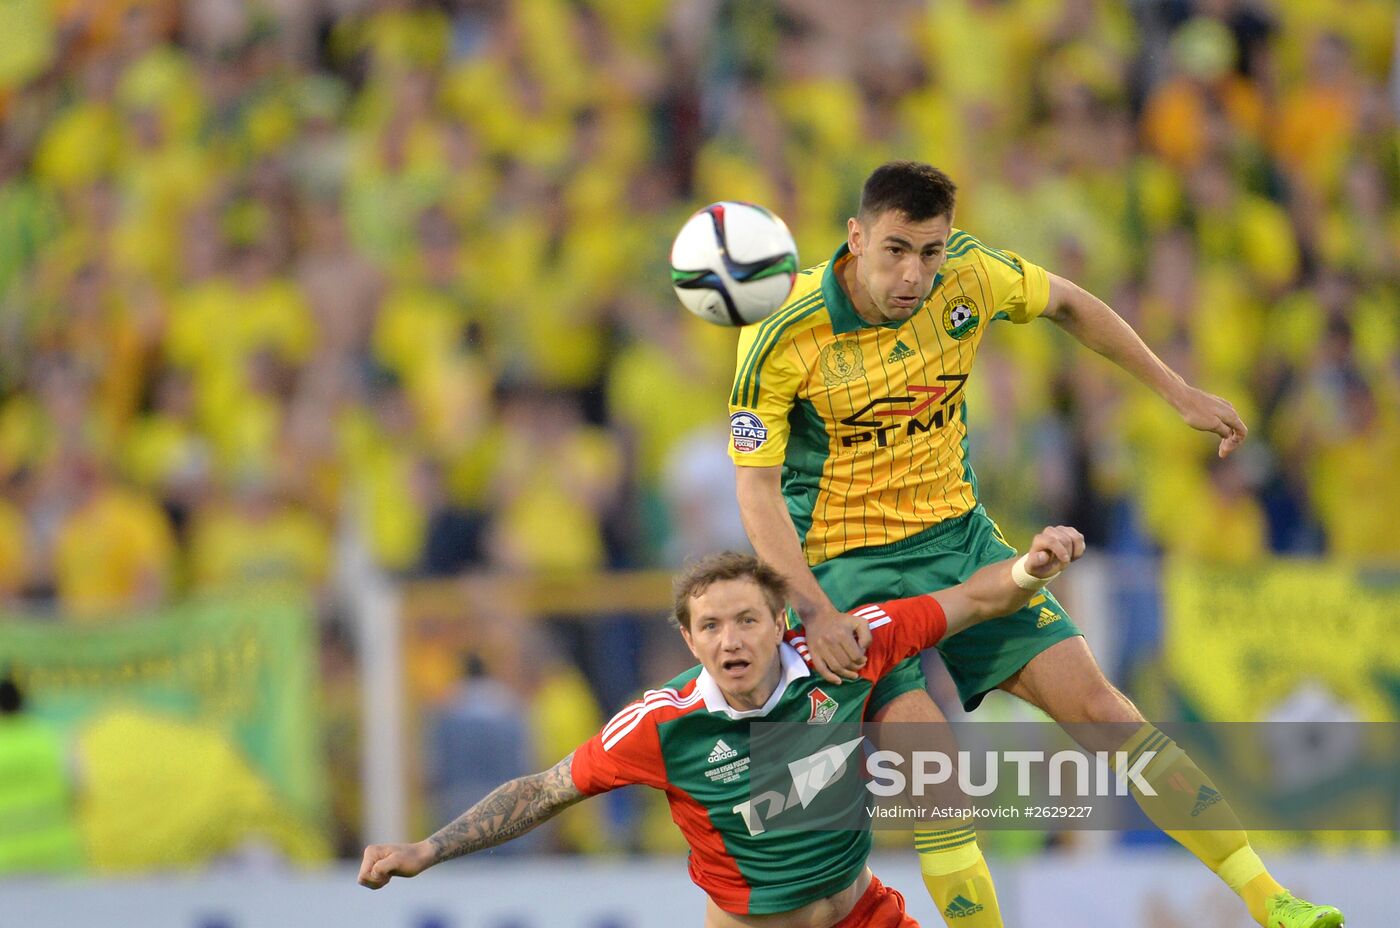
[569,594,948,915]
[728,231,1050,565]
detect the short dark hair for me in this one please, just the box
[671,552,788,631]
[858,161,957,223]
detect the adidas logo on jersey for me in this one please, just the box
[887,339,916,363]
[1191,785,1222,817]
[708,739,739,763]
[944,895,984,918]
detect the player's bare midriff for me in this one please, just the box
[703,867,872,928]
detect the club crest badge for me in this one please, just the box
[942,296,980,340]
[808,688,838,725]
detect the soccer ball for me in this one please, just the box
[670,202,799,326]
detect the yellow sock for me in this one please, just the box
[1116,724,1285,926]
[1220,846,1287,926]
[914,826,1003,927]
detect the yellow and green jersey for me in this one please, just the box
[728,231,1050,565]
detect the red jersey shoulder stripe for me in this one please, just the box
[602,684,704,750]
[601,686,693,740]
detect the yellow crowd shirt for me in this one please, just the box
[729,231,1050,565]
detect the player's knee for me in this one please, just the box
[1080,683,1142,726]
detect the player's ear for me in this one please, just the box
[678,624,699,660]
[847,216,863,256]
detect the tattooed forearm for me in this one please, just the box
[426,754,584,863]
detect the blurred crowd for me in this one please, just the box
[1,0,1398,614]
[0,0,1397,859]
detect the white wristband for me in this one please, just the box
[1011,554,1060,591]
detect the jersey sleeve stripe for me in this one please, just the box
[743,300,829,407]
[853,604,891,630]
[973,245,1023,275]
[731,291,821,406]
[946,235,1023,276]
[601,705,649,742]
[602,690,703,750]
[601,687,688,740]
[732,291,824,406]
[946,231,1005,258]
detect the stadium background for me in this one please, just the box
[0,0,1396,924]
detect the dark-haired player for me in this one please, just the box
[728,160,1340,928]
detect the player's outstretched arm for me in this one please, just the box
[932,526,1085,639]
[1042,274,1247,458]
[358,753,584,889]
[736,463,870,684]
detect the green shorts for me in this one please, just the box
[810,505,1082,714]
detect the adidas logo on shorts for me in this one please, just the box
[708,739,738,763]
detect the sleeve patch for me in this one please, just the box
[729,411,769,453]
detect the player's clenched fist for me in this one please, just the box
[358,841,434,889]
[1023,525,1086,578]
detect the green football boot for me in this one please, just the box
[1265,891,1344,928]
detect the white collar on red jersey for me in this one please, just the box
[696,642,812,719]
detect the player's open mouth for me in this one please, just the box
[890,296,919,308]
[721,659,750,675]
